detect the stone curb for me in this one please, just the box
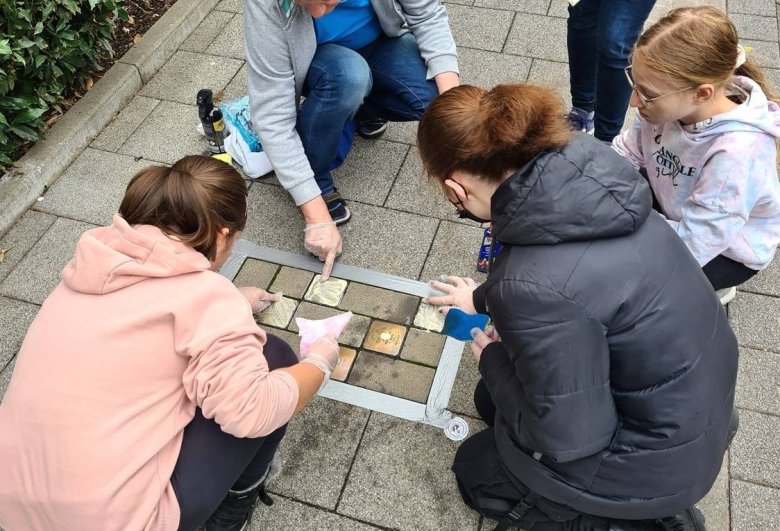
[0,0,219,238]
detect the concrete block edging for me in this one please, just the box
[0,0,219,238]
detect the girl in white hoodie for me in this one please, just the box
[613,6,780,300]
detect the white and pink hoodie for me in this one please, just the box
[0,215,299,531]
[613,76,780,270]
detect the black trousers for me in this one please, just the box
[171,334,298,531]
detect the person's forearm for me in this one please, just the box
[278,363,326,415]
[300,195,332,224]
[435,71,460,94]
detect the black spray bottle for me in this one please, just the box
[196,89,227,154]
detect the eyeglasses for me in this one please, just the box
[624,66,693,106]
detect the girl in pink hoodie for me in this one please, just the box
[612,7,780,303]
[0,156,340,531]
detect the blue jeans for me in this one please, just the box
[567,0,656,141]
[297,32,439,196]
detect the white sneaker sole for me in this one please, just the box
[717,286,737,305]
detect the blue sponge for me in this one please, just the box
[441,308,490,341]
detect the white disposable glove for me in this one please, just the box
[238,286,283,313]
[303,222,342,281]
[426,275,478,314]
[300,335,340,380]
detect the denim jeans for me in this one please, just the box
[567,0,656,141]
[297,32,439,196]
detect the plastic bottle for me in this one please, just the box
[196,89,227,154]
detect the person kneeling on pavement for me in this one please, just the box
[420,83,737,531]
[0,156,341,531]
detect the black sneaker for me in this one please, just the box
[655,507,706,531]
[356,117,388,139]
[323,190,352,226]
[204,483,274,531]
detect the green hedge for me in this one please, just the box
[0,0,127,166]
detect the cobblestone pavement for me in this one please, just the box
[1,0,779,529]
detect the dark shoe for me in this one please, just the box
[323,190,352,226]
[204,483,274,531]
[655,507,706,531]
[356,117,388,139]
[566,107,595,135]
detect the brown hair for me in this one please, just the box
[119,155,248,261]
[417,84,573,184]
[633,6,779,104]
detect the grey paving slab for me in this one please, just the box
[731,479,780,530]
[458,46,532,87]
[475,0,550,15]
[696,453,730,531]
[216,0,242,13]
[740,39,780,69]
[400,328,446,366]
[444,0,474,5]
[729,292,780,353]
[333,139,409,206]
[233,258,279,289]
[337,201,439,278]
[288,301,371,348]
[0,218,95,305]
[504,13,568,63]
[180,10,235,53]
[382,120,417,145]
[448,345,481,418]
[527,58,571,107]
[35,149,151,226]
[243,183,307,254]
[736,347,780,416]
[118,101,208,165]
[547,0,569,17]
[347,351,435,402]
[0,210,56,285]
[419,220,487,284]
[90,96,160,152]
[730,13,779,42]
[731,409,780,488]
[207,14,245,60]
[268,397,370,510]
[0,297,39,369]
[728,0,777,16]
[385,146,460,220]
[339,283,420,323]
[338,412,481,530]
[140,50,243,105]
[222,63,248,101]
[248,494,379,530]
[742,255,780,297]
[0,357,16,404]
[269,266,314,298]
[445,4,515,52]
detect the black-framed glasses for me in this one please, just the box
[624,65,694,106]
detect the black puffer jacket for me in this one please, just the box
[473,134,737,520]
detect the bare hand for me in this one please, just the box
[238,286,283,313]
[426,275,477,314]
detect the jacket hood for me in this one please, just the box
[491,134,652,245]
[62,214,211,295]
[682,76,780,139]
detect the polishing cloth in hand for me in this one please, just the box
[441,308,490,341]
[295,311,353,356]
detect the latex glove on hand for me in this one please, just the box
[300,334,340,379]
[238,286,282,313]
[469,326,499,362]
[426,275,478,314]
[304,222,342,281]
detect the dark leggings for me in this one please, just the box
[172,334,298,531]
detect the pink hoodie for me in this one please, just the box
[0,215,299,531]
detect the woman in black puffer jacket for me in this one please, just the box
[420,84,736,531]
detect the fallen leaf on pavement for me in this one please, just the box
[0,245,14,264]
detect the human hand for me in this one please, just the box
[470,326,499,362]
[426,275,477,314]
[304,222,342,281]
[237,286,283,313]
[300,334,340,376]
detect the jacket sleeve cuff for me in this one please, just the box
[426,54,460,81]
[473,282,489,314]
[288,178,323,207]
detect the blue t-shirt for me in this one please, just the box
[314,0,383,50]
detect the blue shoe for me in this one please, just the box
[356,117,388,139]
[567,107,595,135]
[323,190,352,226]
